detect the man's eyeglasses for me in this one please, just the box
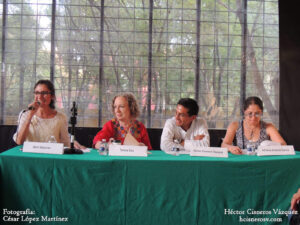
[244,112,262,118]
[34,91,51,96]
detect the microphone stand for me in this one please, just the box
[64,101,83,154]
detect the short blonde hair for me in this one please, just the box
[112,93,140,118]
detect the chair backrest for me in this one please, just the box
[0,125,18,152]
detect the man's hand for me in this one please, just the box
[194,134,205,140]
[291,188,300,211]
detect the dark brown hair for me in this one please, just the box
[243,96,263,112]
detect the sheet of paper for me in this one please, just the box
[124,132,140,146]
[80,148,91,153]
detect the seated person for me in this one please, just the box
[291,188,300,211]
[93,93,152,150]
[13,80,70,147]
[222,96,286,154]
[289,188,300,225]
[160,98,209,152]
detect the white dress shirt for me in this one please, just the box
[160,117,210,152]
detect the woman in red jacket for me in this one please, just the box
[93,93,152,150]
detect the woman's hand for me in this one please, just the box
[95,141,101,149]
[228,145,243,155]
[108,138,115,144]
[74,141,86,150]
[27,101,40,116]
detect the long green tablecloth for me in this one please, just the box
[1,146,300,225]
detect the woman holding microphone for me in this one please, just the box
[13,79,70,146]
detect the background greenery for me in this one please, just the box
[0,0,279,128]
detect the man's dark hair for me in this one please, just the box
[177,98,199,116]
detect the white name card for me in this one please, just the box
[179,149,190,154]
[109,145,148,157]
[256,145,295,156]
[23,141,64,154]
[190,147,228,158]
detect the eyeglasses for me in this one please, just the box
[34,91,52,96]
[244,112,262,118]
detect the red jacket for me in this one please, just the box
[93,119,152,150]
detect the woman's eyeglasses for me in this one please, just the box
[34,91,51,96]
[244,112,262,118]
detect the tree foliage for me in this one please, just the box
[0,0,279,128]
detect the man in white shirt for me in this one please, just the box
[160,98,209,152]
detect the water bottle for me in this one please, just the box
[171,139,180,156]
[246,141,256,155]
[99,139,108,155]
[48,135,57,143]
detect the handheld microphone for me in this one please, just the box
[27,101,40,111]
